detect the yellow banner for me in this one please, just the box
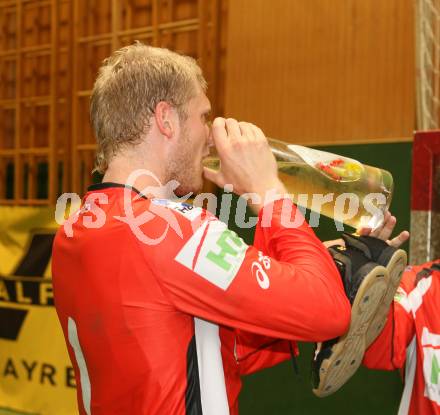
[0,206,77,415]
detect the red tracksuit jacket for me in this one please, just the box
[52,183,350,414]
[364,260,440,415]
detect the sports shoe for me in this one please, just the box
[312,245,388,397]
[340,233,407,346]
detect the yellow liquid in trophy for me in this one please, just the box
[203,141,394,230]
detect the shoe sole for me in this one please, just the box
[365,249,407,346]
[313,264,388,398]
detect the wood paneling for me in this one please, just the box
[0,0,70,205]
[0,0,222,203]
[225,0,415,145]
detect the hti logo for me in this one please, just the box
[0,231,55,340]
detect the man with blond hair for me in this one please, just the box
[52,42,403,414]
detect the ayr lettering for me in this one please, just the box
[2,357,75,388]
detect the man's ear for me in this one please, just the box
[154,101,175,139]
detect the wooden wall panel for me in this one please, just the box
[225,0,415,145]
[0,0,222,203]
[0,0,69,205]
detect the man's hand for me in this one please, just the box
[357,211,409,248]
[203,117,286,211]
[323,211,410,249]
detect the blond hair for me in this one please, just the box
[90,42,207,173]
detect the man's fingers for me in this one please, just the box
[225,118,242,140]
[252,125,267,142]
[357,214,389,236]
[388,231,410,248]
[368,211,390,237]
[211,117,228,152]
[238,122,256,140]
[355,211,409,248]
[357,227,372,236]
[375,215,397,241]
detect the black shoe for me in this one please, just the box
[312,245,388,398]
[340,233,407,345]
